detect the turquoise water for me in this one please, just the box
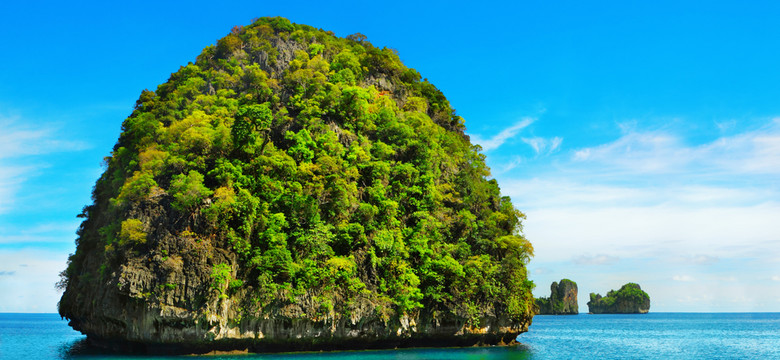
[1,313,779,359]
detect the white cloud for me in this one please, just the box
[0,164,38,213]
[492,156,524,175]
[0,115,89,214]
[522,136,563,155]
[492,119,780,270]
[716,120,737,133]
[504,119,780,311]
[673,275,696,282]
[531,256,780,311]
[470,117,534,152]
[523,204,780,263]
[673,254,720,265]
[500,177,777,209]
[572,254,619,265]
[0,249,68,313]
[533,267,552,275]
[571,119,780,175]
[0,117,87,159]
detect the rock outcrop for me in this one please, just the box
[57,17,535,354]
[587,283,650,314]
[535,279,578,315]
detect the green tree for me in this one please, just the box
[169,170,213,210]
[119,219,147,246]
[233,103,273,154]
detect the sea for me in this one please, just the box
[1,313,779,359]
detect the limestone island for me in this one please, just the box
[587,283,650,314]
[535,279,578,315]
[57,17,536,354]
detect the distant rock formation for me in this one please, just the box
[587,283,650,314]
[535,279,578,315]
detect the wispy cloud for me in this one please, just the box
[523,204,780,263]
[497,118,780,312]
[0,249,70,312]
[572,254,619,265]
[664,254,722,266]
[571,119,780,175]
[500,177,777,209]
[672,275,696,282]
[0,220,81,245]
[0,116,87,159]
[686,255,719,265]
[470,117,534,152]
[533,267,552,275]
[492,119,780,264]
[492,156,523,175]
[0,115,89,214]
[0,164,38,214]
[522,136,563,155]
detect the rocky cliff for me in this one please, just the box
[587,283,650,314]
[535,279,578,315]
[57,17,535,354]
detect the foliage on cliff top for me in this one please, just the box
[556,279,576,287]
[60,17,534,324]
[588,283,650,312]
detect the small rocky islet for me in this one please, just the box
[535,280,650,315]
[588,283,651,314]
[57,17,535,354]
[535,279,578,315]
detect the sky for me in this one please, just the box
[1,1,779,313]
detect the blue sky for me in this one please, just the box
[1,1,779,312]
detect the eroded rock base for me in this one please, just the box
[84,333,522,355]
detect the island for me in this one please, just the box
[57,17,536,354]
[535,279,578,315]
[587,283,650,314]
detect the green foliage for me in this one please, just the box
[614,283,650,303]
[169,170,213,210]
[308,43,325,56]
[285,129,317,162]
[114,171,157,205]
[63,16,535,326]
[331,50,362,77]
[211,263,233,299]
[119,219,146,246]
[588,283,650,313]
[233,103,273,153]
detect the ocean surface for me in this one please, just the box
[1,312,779,359]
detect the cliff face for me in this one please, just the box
[587,283,650,314]
[57,17,535,354]
[535,279,578,315]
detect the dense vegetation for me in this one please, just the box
[587,283,650,314]
[60,17,534,328]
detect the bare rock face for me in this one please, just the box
[57,17,535,354]
[535,279,578,315]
